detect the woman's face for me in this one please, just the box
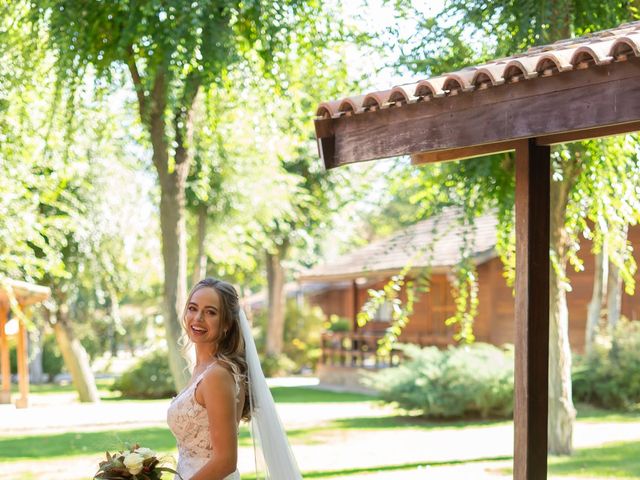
[185,287,222,345]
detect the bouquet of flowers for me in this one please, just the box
[93,443,182,480]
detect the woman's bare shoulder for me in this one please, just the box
[200,362,236,391]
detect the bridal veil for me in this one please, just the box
[239,309,302,479]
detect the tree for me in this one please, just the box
[256,51,365,358]
[0,16,103,400]
[185,71,296,289]
[381,0,640,454]
[25,0,342,389]
[2,10,160,400]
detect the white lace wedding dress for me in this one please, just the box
[167,364,241,480]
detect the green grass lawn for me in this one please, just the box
[269,386,376,403]
[0,427,181,461]
[2,385,639,480]
[576,403,640,423]
[548,440,640,478]
[492,440,640,479]
[0,386,374,464]
[10,378,116,395]
[12,381,378,403]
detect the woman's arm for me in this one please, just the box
[189,364,238,480]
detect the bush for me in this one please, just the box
[9,334,64,381]
[573,319,640,411]
[325,315,350,332]
[255,299,324,375]
[9,340,17,374]
[367,343,514,419]
[42,334,64,381]
[111,349,176,399]
[260,353,297,378]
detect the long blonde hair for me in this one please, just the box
[180,278,250,421]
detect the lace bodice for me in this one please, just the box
[167,362,242,480]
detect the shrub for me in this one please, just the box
[325,315,351,332]
[260,353,297,378]
[9,340,17,374]
[367,342,514,419]
[10,334,64,381]
[111,349,176,399]
[255,299,324,375]
[573,319,640,410]
[42,334,64,381]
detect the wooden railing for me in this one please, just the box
[320,331,454,368]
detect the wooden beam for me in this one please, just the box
[410,119,640,164]
[514,139,550,480]
[411,140,517,165]
[15,312,29,408]
[316,58,640,168]
[0,304,10,404]
[537,120,640,146]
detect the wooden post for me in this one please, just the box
[514,139,550,479]
[0,304,10,404]
[350,280,358,330]
[15,312,29,409]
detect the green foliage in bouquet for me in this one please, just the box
[94,443,181,480]
[112,350,176,399]
[367,342,514,419]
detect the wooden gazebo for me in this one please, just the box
[0,279,50,408]
[314,22,640,480]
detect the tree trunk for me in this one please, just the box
[585,249,606,355]
[158,165,191,390]
[607,260,622,331]
[50,307,100,402]
[548,160,577,455]
[27,326,45,385]
[192,203,209,286]
[266,245,288,356]
[143,70,200,391]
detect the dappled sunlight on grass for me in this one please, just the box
[2,386,639,479]
[548,440,640,478]
[248,456,513,479]
[329,414,509,431]
[266,414,511,446]
[496,440,640,478]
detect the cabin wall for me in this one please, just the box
[308,226,640,352]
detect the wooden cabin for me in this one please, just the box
[311,20,640,479]
[299,210,640,387]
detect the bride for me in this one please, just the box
[167,278,301,479]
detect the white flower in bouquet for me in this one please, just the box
[94,442,182,479]
[123,452,145,475]
[135,447,156,459]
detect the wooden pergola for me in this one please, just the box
[314,22,640,480]
[0,279,50,408]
